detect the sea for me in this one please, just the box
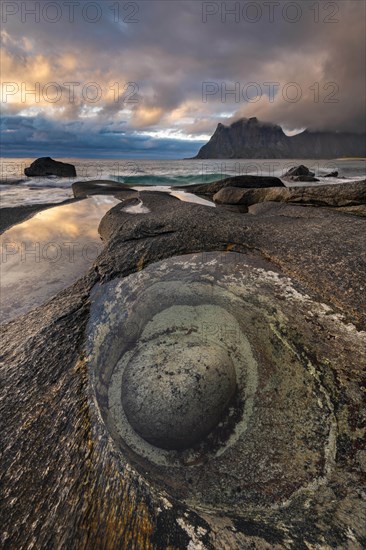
[1,157,365,208]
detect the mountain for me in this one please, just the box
[192,118,366,159]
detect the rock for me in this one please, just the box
[324,171,339,177]
[213,180,366,208]
[91,250,366,519]
[214,186,270,205]
[179,174,284,196]
[98,190,366,328]
[2,190,366,548]
[24,157,76,177]
[289,175,319,182]
[335,204,366,217]
[72,180,135,199]
[121,343,237,450]
[284,165,314,177]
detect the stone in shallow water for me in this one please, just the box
[121,342,237,450]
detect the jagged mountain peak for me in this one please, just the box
[193,118,365,159]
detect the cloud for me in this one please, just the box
[0,114,205,158]
[1,0,365,157]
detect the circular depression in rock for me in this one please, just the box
[87,252,337,513]
[121,342,237,450]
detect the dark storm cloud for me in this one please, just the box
[1,0,365,157]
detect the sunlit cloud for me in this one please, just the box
[1,0,365,157]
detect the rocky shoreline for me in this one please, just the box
[1,174,366,548]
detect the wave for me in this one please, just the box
[0,175,101,188]
[1,171,364,191]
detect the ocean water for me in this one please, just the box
[0,157,365,208]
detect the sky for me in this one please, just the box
[1,0,365,158]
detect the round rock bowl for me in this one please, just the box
[86,251,348,515]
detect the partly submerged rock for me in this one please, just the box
[24,157,76,177]
[284,164,315,177]
[72,180,135,199]
[179,174,284,196]
[213,180,366,207]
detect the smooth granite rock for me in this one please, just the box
[24,157,76,177]
[179,174,284,196]
[1,190,366,548]
[213,180,366,207]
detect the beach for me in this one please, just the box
[0,154,366,548]
[1,169,366,548]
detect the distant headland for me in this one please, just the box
[191,117,366,159]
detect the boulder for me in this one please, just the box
[179,175,284,196]
[284,165,314,177]
[213,180,366,207]
[121,343,237,450]
[324,171,339,177]
[24,157,76,177]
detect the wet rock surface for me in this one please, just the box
[72,180,136,199]
[0,198,78,234]
[1,189,366,548]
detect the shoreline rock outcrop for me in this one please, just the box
[213,180,366,209]
[1,188,366,548]
[179,174,284,196]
